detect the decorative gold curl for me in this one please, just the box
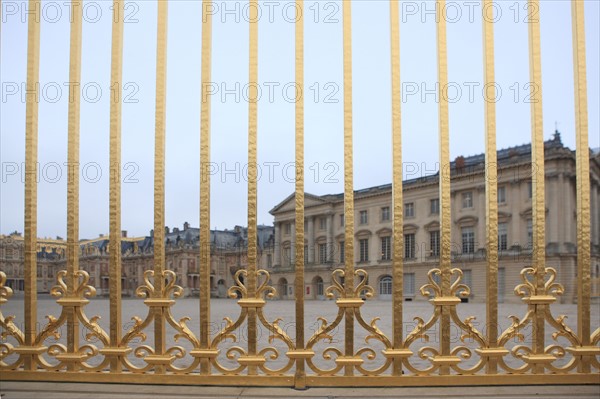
[0,272,25,370]
[0,272,24,347]
[307,268,392,376]
[122,269,200,373]
[212,269,294,375]
[420,268,442,298]
[514,266,564,298]
[498,265,583,374]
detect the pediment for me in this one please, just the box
[404,223,419,233]
[375,227,392,236]
[455,215,478,226]
[424,221,440,231]
[269,192,329,215]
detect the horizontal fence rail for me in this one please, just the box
[1,0,599,388]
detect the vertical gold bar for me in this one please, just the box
[342,0,355,378]
[571,0,591,373]
[66,0,83,371]
[527,0,546,374]
[389,0,404,377]
[23,0,41,371]
[294,0,306,389]
[153,0,168,374]
[199,0,213,376]
[109,0,124,372]
[246,0,259,376]
[436,0,451,376]
[482,0,498,375]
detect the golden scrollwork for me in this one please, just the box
[495,266,589,374]
[306,268,393,376]
[401,267,488,376]
[0,269,110,372]
[0,272,25,369]
[210,269,294,375]
[120,269,201,374]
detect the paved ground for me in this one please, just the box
[1,382,600,399]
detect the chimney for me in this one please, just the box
[165,226,170,234]
[121,230,127,238]
[150,229,154,237]
[184,222,190,231]
[454,156,465,173]
[173,227,180,234]
[99,234,104,238]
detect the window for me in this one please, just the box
[316,278,324,296]
[462,191,473,208]
[340,214,345,226]
[359,239,369,262]
[381,236,391,260]
[463,269,472,292]
[381,206,390,221]
[404,233,415,259]
[284,223,291,234]
[379,276,392,296]
[462,227,475,254]
[283,247,291,266]
[527,219,533,249]
[319,217,326,230]
[498,267,505,303]
[280,279,288,297]
[404,273,415,296]
[318,243,327,264]
[339,241,345,263]
[498,186,506,204]
[430,230,440,257]
[404,202,415,218]
[527,181,532,199]
[304,246,308,262]
[430,198,440,215]
[498,222,508,251]
[267,254,272,268]
[359,210,368,225]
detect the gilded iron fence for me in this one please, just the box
[1,0,599,388]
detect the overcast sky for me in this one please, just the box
[1,0,599,239]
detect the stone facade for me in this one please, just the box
[269,133,600,303]
[0,224,275,298]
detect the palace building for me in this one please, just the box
[268,133,600,303]
[1,133,599,304]
[0,224,275,298]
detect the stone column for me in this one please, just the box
[510,181,521,248]
[596,184,600,248]
[477,185,485,252]
[592,184,599,247]
[290,221,296,266]
[564,174,573,247]
[371,233,379,264]
[274,222,281,267]
[307,216,315,263]
[326,212,333,262]
[548,175,559,245]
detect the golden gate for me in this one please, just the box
[0,0,598,388]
